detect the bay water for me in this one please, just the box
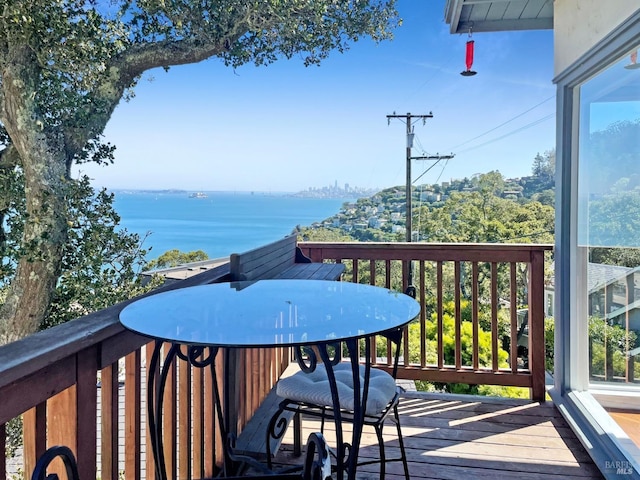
[112,190,350,260]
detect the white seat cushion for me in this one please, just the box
[276,363,397,415]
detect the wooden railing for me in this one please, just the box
[300,241,553,401]
[0,264,290,480]
[0,241,552,479]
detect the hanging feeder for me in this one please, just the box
[461,29,477,76]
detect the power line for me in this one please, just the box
[433,158,451,184]
[444,95,555,152]
[456,113,554,154]
[501,229,555,242]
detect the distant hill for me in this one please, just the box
[298,157,556,245]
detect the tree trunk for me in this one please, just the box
[0,48,69,344]
[0,160,67,343]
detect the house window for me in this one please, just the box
[576,46,640,387]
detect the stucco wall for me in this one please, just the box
[554,0,639,75]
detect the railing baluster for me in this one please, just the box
[402,259,409,292]
[385,259,391,289]
[124,349,141,480]
[368,335,376,366]
[100,362,119,480]
[369,258,376,285]
[454,261,462,370]
[77,347,98,480]
[48,384,78,477]
[178,352,191,480]
[472,262,479,371]
[419,260,426,368]
[193,357,204,479]
[437,261,444,369]
[145,342,157,480]
[403,323,410,371]
[258,348,266,402]
[250,349,260,415]
[268,347,277,399]
[510,263,518,373]
[352,258,359,283]
[23,404,46,477]
[204,354,215,476]
[240,349,249,427]
[491,262,499,372]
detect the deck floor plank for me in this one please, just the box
[270,392,605,480]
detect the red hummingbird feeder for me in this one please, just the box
[461,30,477,76]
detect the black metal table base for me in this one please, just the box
[148,341,245,479]
[148,341,319,479]
[148,337,374,480]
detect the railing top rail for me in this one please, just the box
[299,241,553,263]
[299,241,554,252]
[0,263,231,390]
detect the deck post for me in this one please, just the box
[529,250,547,401]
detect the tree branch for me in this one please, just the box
[119,30,245,79]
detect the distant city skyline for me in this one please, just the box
[112,169,543,196]
[75,0,555,193]
[291,181,378,198]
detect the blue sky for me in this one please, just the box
[77,0,556,193]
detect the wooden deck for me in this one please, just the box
[608,409,640,448]
[270,392,605,480]
[6,388,606,480]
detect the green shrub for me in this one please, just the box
[589,316,638,380]
[404,299,515,396]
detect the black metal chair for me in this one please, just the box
[31,446,79,480]
[266,327,410,480]
[32,433,332,480]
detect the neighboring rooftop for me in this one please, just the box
[588,262,635,292]
[142,257,230,283]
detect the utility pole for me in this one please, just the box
[386,112,433,243]
[387,112,433,294]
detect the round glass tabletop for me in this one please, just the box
[119,279,420,347]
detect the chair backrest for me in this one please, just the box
[294,325,405,379]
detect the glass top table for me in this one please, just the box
[119,279,420,480]
[120,279,420,348]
